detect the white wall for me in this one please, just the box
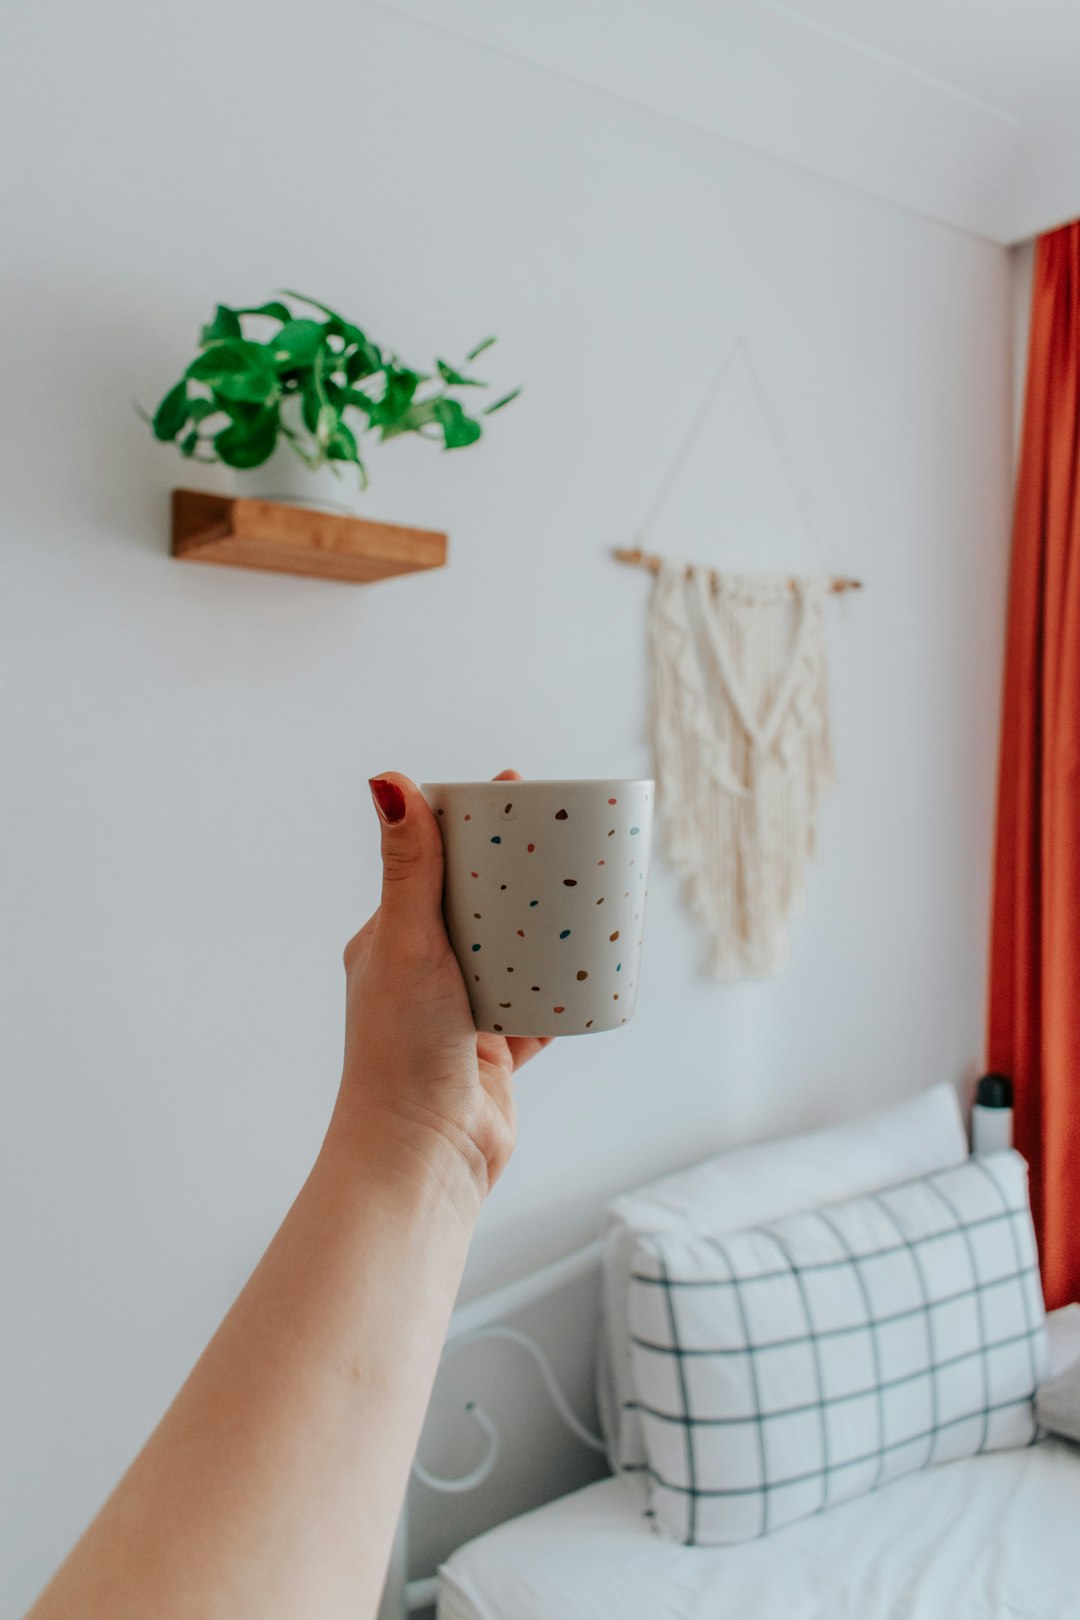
[0,2,1013,1611]
[1011,238,1035,447]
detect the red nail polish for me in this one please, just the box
[369,778,406,825]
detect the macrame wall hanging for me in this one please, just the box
[615,340,862,980]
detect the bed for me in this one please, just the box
[440,1305,1080,1620]
[383,1088,1080,1620]
[440,1425,1080,1620]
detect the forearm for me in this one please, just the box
[29,1122,477,1620]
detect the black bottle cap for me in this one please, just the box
[976,1073,1013,1109]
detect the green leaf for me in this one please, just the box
[151,380,189,442]
[340,386,375,418]
[214,405,279,468]
[271,319,326,369]
[432,398,482,449]
[235,300,291,323]
[187,338,266,381]
[188,396,219,422]
[301,379,321,434]
[482,387,521,416]
[327,419,360,463]
[186,340,278,405]
[344,338,383,382]
[436,359,484,387]
[215,368,279,405]
[279,289,376,352]
[179,428,201,458]
[466,336,497,361]
[370,367,421,431]
[200,305,242,344]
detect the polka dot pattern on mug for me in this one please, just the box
[423,780,652,1038]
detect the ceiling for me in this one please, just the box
[374,0,1080,243]
[767,0,1080,121]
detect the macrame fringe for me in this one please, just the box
[650,561,836,979]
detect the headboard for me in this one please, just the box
[379,1239,610,1620]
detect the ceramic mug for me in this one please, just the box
[421,779,653,1038]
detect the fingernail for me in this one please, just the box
[369,778,406,825]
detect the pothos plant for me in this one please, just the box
[146,292,519,490]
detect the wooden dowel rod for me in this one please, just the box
[612,546,863,594]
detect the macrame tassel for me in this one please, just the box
[650,561,835,979]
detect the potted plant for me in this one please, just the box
[148,291,518,496]
[147,292,520,582]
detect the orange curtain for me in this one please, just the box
[989,221,1080,1310]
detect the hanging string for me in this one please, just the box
[636,340,745,542]
[634,337,839,576]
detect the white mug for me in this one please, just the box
[422,779,653,1037]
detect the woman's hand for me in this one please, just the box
[329,769,551,1229]
[27,768,547,1620]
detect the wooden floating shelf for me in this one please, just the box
[171,488,448,584]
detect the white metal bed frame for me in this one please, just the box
[378,1237,607,1620]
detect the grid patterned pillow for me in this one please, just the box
[628,1150,1046,1545]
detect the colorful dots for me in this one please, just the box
[437,807,445,816]
[499,1002,511,1009]
[529,899,539,907]
[616,963,622,972]
[607,828,615,837]
[576,970,588,981]
[527,843,536,853]
[472,943,482,952]
[613,993,619,1001]
[474,974,480,982]
[553,1006,565,1014]
[608,797,617,805]
[563,878,578,887]
[555,808,568,820]
[500,883,508,890]
[507,966,514,972]
[471,871,479,879]
[596,898,605,905]
[493,1024,503,1032]
[474,912,482,919]
[598,859,606,866]
[630,826,641,836]
[585,1019,594,1029]
[503,802,513,814]
[464,814,471,821]
[610,930,620,942]
[517,929,525,937]
[559,929,571,939]
[491,835,502,844]
[532,986,540,991]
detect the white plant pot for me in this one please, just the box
[229,440,363,516]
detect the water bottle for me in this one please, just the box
[972,1073,1014,1155]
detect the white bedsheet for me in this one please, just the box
[440,1438,1080,1620]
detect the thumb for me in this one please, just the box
[368,773,445,946]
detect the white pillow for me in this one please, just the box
[629,1150,1046,1545]
[599,1084,969,1471]
[1037,1304,1080,1443]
